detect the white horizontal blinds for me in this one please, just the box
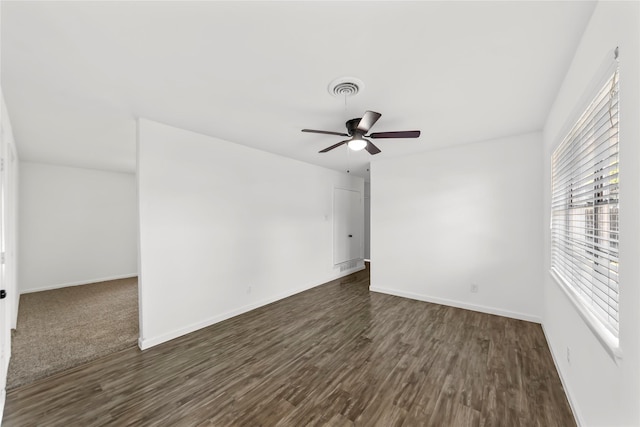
[551,64,619,337]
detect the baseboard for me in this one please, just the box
[540,323,584,427]
[369,286,541,324]
[20,273,139,294]
[139,265,366,350]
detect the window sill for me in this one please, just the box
[549,269,623,364]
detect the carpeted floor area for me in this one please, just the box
[7,277,139,389]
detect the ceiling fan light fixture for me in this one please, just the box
[348,138,367,151]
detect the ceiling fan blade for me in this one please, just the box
[364,139,381,155]
[356,111,382,133]
[319,140,349,153]
[302,129,349,137]
[368,130,421,139]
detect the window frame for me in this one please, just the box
[550,59,621,361]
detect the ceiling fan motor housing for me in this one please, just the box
[346,118,363,136]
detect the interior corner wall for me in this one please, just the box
[18,162,138,293]
[542,2,640,426]
[370,132,542,322]
[137,118,364,349]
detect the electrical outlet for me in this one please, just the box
[470,283,479,293]
[566,346,571,364]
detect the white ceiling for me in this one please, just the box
[1,1,596,179]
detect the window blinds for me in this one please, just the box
[551,65,619,337]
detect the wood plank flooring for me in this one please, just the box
[3,265,576,426]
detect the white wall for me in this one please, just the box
[19,162,138,293]
[137,118,364,349]
[542,2,640,426]
[370,132,542,322]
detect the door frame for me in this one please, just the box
[0,92,19,417]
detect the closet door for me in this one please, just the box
[333,188,362,265]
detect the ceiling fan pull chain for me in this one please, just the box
[344,92,348,119]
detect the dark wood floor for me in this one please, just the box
[3,264,575,426]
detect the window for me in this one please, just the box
[551,64,619,343]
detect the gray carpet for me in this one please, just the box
[7,277,138,389]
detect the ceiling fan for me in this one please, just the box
[302,110,420,155]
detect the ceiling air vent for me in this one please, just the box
[328,77,364,97]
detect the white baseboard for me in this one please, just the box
[369,286,541,324]
[540,323,583,427]
[20,273,138,294]
[139,265,366,350]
